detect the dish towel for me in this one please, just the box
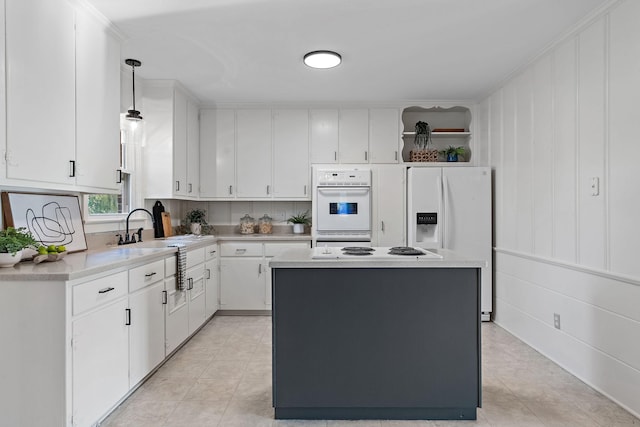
[170,243,187,291]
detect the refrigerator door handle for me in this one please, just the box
[442,175,449,249]
[437,175,444,249]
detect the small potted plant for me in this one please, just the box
[185,208,208,235]
[441,146,465,162]
[287,211,311,234]
[410,121,438,162]
[0,227,39,267]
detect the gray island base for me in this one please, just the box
[271,253,482,421]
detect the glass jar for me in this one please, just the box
[258,214,273,234]
[239,214,255,234]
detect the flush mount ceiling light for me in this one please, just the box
[303,50,342,69]
[125,58,143,121]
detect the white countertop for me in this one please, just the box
[0,233,312,281]
[0,235,217,282]
[269,247,486,269]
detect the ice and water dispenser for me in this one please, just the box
[414,212,439,247]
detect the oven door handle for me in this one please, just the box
[317,188,370,196]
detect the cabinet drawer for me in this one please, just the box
[264,242,310,257]
[186,247,205,269]
[129,259,164,293]
[220,242,263,257]
[165,255,177,277]
[204,244,218,260]
[73,271,128,316]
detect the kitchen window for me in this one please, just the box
[84,118,141,221]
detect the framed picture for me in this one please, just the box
[1,192,88,253]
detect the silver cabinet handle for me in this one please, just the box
[144,272,157,278]
[267,185,270,195]
[205,268,211,280]
[229,185,233,195]
[188,183,193,193]
[304,185,307,195]
[381,221,385,232]
[69,160,76,177]
[395,151,398,161]
[258,264,262,274]
[209,250,216,255]
[235,248,247,254]
[175,181,180,191]
[162,290,167,305]
[334,151,337,161]
[125,308,131,325]
[116,169,122,183]
[98,287,114,294]
[365,151,368,161]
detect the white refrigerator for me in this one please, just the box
[407,166,492,320]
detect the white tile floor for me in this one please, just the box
[102,315,640,427]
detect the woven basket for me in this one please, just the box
[410,149,439,162]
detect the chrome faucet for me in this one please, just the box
[119,208,155,245]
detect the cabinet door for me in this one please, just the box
[173,88,188,196]
[165,277,189,355]
[5,0,76,185]
[72,299,129,427]
[369,108,400,164]
[204,259,219,318]
[187,264,207,334]
[220,258,267,310]
[75,7,120,191]
[129,282,165,387]
[200,109,236,198]
[236,109,272,198]
[273,109,310,198]
[310,109,339,164]
[374,165,405,247]
[339,109,369,163]
[186,99,200,197]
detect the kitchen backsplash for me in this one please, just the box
[181,200,312,226]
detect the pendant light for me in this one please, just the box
[125,59,143,121]
[303,51,342,69]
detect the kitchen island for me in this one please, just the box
[269,247,484,420]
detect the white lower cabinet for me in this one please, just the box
[128,281,165,387]
[219,241,310,310]
[187,263,207,335]
[372,165,406,247]
[72,298,129,427]
[204,245,219,318]
[164,275,189,356]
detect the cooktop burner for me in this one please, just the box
[388,247,426,256]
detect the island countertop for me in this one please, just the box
[269,247,486,269]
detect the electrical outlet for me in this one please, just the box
[553,313,561,330]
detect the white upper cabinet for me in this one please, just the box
[273,109,310,198]
[200,109,236,198]
[338,109,369,163]
[5,0,76,186]
[187,100,200,196]
[310,109,339,164]
[369,108,400,163]
[143,81,199,199]
[4,0,121,192]
[236,109,272,198]
[75,6,121,191]
[173,88,189,197]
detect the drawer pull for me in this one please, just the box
[144,272,157,278]
[235,249,247,254]
[209,250,216,255]
[98,287,115,294]
[125,308,131,326]
[162,290,168,305]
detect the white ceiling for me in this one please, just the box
[85,0,610,106]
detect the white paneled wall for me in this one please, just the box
[482,0,640,417]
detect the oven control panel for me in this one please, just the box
[316,169,371,186]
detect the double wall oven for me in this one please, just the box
[314,168,371,247]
